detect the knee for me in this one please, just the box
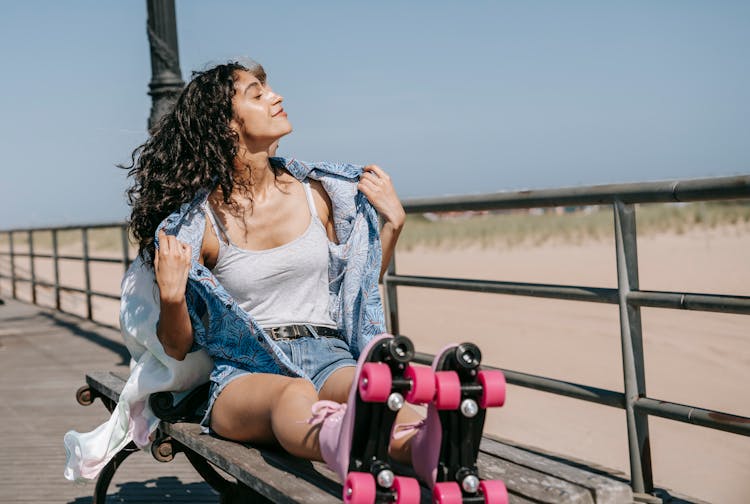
[279,378,318,402]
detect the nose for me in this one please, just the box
[267,85,283,104]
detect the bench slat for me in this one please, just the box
[478,451,594,503]
[162,422,340,504]
[480,437,633,504]
[86,371,127,402]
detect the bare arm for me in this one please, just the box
[357,165,406,281]
[154,229,194,361]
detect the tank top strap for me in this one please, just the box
[302,179,318,219]
[203,201,233,247]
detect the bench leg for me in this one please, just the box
[92,441,138,504]
[183,448,273,504]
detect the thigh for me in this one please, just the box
[318,366,356,402]
[211,373,304,443]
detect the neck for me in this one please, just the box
[232,147,276,197]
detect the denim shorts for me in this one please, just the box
[200,335,356,432]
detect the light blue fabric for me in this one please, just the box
[157,157,386,377]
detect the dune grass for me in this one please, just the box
[397,200,750,251]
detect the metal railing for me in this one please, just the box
[0,222,131,326]
[1,174,749,497]
[382,174,750,495]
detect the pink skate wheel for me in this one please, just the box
[479,479,508,504]
[478,370,506,408]
[359,362,392,402]
[393,476,420,504]
[344,472,376,504]
[433,481,462,504]
[435,371,461,410]
[404,365,436,404]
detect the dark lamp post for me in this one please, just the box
[146,0,185,132]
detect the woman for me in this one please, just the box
[64,60,508,504]
[125,60,425,475]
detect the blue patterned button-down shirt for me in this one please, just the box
[156,157,386,378]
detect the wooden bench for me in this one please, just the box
[77,371,634,503]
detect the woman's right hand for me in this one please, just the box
[154,229,193,304]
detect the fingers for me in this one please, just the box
[358,164,390,195]
[357,177,380,196]
[158,229,170,253]
[362,165,391,185]
[157,229,192,261]
[363,164,390,181]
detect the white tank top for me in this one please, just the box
[204,179,337,329]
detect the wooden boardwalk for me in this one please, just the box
[0,297,219,503]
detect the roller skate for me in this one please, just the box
[395,343,508,504]
[312,334,435,503]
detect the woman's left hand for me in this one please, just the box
[357,164,406,229]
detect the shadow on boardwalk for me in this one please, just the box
[38,310,131,366]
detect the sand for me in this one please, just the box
[1,224,748,503]
[393,225,750,504]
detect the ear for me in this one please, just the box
[228,116,241,136]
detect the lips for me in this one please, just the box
[273,108,286,117]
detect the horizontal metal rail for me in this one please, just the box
[417,351,749,436]
[0,274,121,301]
[0,251,124,264]
[628,290,750,314]
[388,274,750,315]
[413,351,626,408]
[0,221,127,234]
[400,174,750,212]
[634,397,750,437]
[389,274,619,303]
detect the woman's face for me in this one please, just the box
[230,70,292,151]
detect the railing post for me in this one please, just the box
[28,230,36,304]
[81,228,93,320]
[52,229,61,311]
[613,200,653,494]
[9,232,16,299]
[121,225,131,273]
[383,252,400,335]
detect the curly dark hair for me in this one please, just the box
[122,61,277,264]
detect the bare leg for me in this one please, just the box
[210,373,323,460]
[320,366,424,464]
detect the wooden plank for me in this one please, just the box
[86,370,126,401]
[162,422,341,504]
[477,450,595,503]
[480,436,633,504]
[0,299,217,504]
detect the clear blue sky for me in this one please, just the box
[1,1,748,229]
